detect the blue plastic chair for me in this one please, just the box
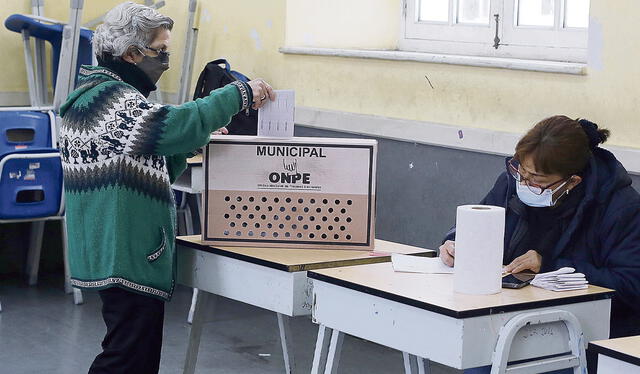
[0,109,72,304]
[4,14,93,88]
[0,111,55,152]
[0,110,60,219]
[0,12,88,310]
[0,147,63,219]
[0,108,62,218]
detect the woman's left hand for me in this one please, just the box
[504,250,542,273]
[212,127,229,135]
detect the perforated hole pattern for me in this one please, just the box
[208,191,369,245]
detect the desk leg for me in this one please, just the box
[403,352,415,374]
[403,353,430,374]
[184,201,194,235]
[26,221,45,285]
[195,193,203,229]
[324,329,344,374]
[61,217,73,294]
[416,356,430,374]
[311,324,332,374]
[183,290,215,374]
[186,193,199,324]
[73,288,84,305]
[187,288,199,324]
[277,313,297,374]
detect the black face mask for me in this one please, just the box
[136,50,170,84]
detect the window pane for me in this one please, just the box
[419,0,449,22]
[517,0,555,27]
[457,0,490,24]
[565,0,589,28]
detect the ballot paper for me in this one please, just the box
[258,90,295,137]
[391,253,454,274]
[530,267,588,291]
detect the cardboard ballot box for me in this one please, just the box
[203,136,377,250]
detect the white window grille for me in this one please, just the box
[400,0,590,62]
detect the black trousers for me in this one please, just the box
[88,287,165,374]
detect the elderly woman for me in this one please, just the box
[440,116,640,372]
[59,2,274,373]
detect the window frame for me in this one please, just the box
[399,0,589,63]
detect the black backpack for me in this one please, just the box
[192,59,258,135]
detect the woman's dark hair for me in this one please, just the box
[514,115,610,176]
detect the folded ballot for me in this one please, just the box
[530,267,588,291]
[257,90,295,137]
[391,253,454,274]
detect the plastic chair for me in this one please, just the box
[0,148,63,219]
[0,110,55,153]
[0,111,60,221]
[4,14,93,89]
[0,109,80,306]
[0,6,92,310]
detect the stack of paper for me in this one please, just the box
[530,267,588,291]
[391,253,454,274]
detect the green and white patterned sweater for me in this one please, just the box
[60,65,250,300]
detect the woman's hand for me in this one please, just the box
[439,240,455,267]
[212,127,228,136]
[247,78,276,109]
[504,250,542,273]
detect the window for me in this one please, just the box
[400,0,590,62]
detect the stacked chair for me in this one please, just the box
[0,111,62,223]
[0,0,92,311]
[4,14,93,100]
[0,0,168,312]
[0,109,69,310]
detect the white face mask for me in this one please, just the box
[515,179,569,207]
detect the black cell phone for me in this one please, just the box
[502,273,535,289]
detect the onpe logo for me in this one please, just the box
[268,159,311,184]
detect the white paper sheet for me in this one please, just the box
[531,267,588,291]
[533,267,575,280]
[257,90,295,137]
[391,253,454,274]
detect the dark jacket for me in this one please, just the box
[445,148,640,338]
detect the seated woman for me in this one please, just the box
[440,115,640,340]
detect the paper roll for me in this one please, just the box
[453,205,505,295]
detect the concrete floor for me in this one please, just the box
[0,272,413,374]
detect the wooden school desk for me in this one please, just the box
[172,154,204,235]
[308,262,614,374]
[589,336,640,374]
[176,235,435,374]
[173,154,204,195]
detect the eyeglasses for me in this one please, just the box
[144,45,171,57]
[507,158,570,195]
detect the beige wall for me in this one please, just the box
[191,0,639,149]
[285,0,399,50]
[1,0,638,149]
[1,0,31,92]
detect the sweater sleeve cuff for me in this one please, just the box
[230,80,252,111]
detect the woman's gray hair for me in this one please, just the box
[92,2,173,59]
